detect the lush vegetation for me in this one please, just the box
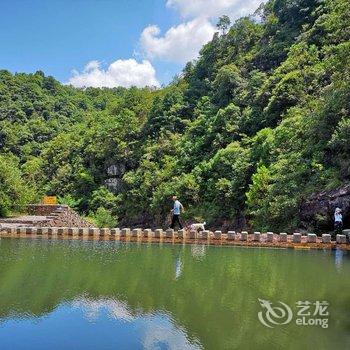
[1,0,349,231]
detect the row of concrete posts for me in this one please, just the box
[1,226,349,244]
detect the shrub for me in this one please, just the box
[93,207,117,228]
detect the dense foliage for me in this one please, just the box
[1,0,349,230]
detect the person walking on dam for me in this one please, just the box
[334,207,343,237]
[170,196,184,229]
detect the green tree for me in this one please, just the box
[0,155,36,216]
[92,207,117,228]
[217,15,231,34]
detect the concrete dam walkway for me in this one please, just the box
[1,204,349,250]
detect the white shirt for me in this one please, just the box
[173,200,182,215]
[335,213,342,222]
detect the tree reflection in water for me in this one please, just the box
[0,239,349,350]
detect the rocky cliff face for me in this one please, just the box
[104,163,126,194]
[300,185,350,232]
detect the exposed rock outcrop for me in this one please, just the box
[106,164,126,176]
[104,178,124,193]
[104,163,126,193]
[300,184,350,231]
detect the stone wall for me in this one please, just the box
[28,204,93,228]
[28,204,63,216]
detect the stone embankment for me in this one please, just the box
[0,227,349,250]
[0,205,92,229]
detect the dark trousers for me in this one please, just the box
[171,214,183,229]
[334,221,343,237]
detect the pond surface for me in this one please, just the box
[0,238,349,350]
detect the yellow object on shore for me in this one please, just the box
[43,196,57,205]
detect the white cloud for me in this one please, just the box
[140,17,215,64]
[68,1,264,87]
[166,0,263,20]
[68,59,159,88]
[139,1,264,64]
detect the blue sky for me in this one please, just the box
[0,0,263,87]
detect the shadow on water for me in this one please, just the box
[0,238,349,350]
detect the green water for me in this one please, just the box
[0,238,349,349]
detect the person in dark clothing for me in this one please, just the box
[170,195,184,229]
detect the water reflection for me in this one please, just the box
[190,244,207,259]
[72,296,201,349]
[72,296,136,322]
[142,316,201,350]
[0,239,349,350]
[175,257,183,279]
[335,249,344,272]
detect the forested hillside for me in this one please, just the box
[1,0,349,231]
